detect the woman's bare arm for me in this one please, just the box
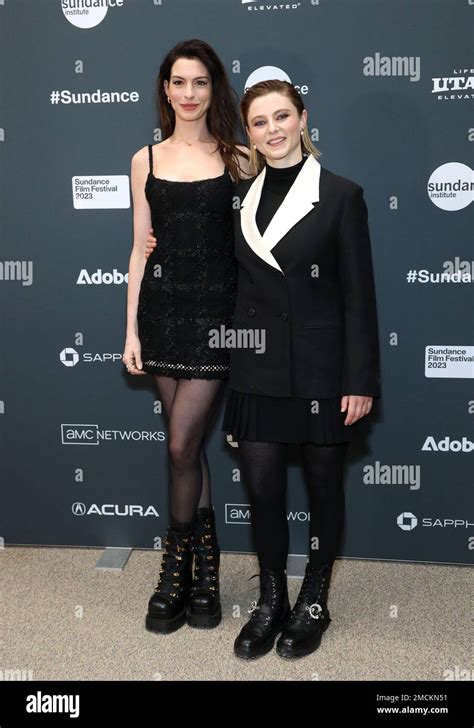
[125,146,151,338]
[121,146,153,375]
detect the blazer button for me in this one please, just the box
[248,308,256,317]
[280,312,288,321]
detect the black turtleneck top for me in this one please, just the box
[256,156,306,237]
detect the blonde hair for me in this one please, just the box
[240,79,322,175]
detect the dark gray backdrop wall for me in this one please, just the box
[1,0,472,565]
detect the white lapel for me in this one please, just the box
[240,154,321,274]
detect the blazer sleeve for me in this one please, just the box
[336,184,381,398]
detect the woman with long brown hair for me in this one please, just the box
[122,39,249,635]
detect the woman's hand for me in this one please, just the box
[145,228,157,259]
[122,335,146,376]
[341,395,373,425]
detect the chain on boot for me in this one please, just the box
[234,568,291,660]
[187,507,222,629]
[276,562,332,659]
[145,526,192,634]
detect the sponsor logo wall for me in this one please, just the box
[0,0,472,565]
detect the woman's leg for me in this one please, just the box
[146,376,223,634]
[237,439,289,571]
[166,378,223,524]
[275,441,349,658]
[300,441,349,569]
[154,376,221,524]
[198,449,211,509]
[234,439,291,659]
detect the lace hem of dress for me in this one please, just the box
[143,359,229,380]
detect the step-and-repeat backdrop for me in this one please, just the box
[1,0,472,565]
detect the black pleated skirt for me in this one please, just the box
[222,388,355,444]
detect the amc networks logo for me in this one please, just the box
[225,504,251,524]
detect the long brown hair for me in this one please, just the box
[240,79,322,175]
[156,39,248,182]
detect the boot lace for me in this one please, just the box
[246,573,281,627]
[154,531,190,600]
[191,531,219,594]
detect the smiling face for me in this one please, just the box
[245,91,307,165]
[163,57,212,122]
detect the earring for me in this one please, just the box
[167,97,171,104]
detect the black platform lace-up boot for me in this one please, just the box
[145,526,193,634]
[276,562,333,659]
[186,507,222,629]
[234,568,291,659]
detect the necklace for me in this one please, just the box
[171,136,193,146]
[170,135,215,147]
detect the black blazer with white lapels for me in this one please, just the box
[228,153,381,399]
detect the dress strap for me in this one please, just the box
[148,144,153,175]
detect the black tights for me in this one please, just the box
[154,376,223,529]
[238,440,348,571]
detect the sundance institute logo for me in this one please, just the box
[61,0,124,29]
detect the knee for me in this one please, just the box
[309,482,345,505]
[168,437,199,470]
[246,481,285,512]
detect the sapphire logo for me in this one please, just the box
[60,348,80,367]
[59,348,123,367]
[397,512,418,531]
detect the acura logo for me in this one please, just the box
[72,502,86,516]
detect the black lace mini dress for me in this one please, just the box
[137,144,237,380]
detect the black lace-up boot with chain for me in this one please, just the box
[234,569,291,659]
[186,507,222,629]
[276,562,333,658]
[145,526,192,634]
